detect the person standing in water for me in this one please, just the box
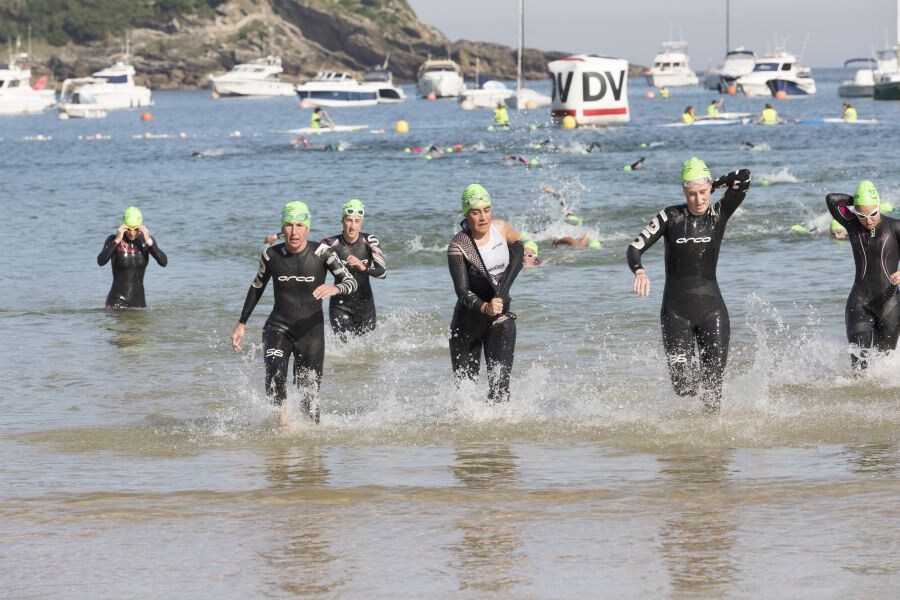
[97,206,168,309]
[826,181,900,372]
[231,201,357,424]
[447,184,524,404]
[321,199,387,339]
[627,157,751,412]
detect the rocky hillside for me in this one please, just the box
[9,0,642,88]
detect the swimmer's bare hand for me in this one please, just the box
[484,297,504,316]
[230,323,245,352]
[313,284,339,300]
[633,270,650,297]
[890,270,900,286]
[263,234,279,245]
[345,255,366,271]
[139,225,153,246]
[115,224,128,243]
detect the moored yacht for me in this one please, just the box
[736,51,816,97]
[209,56,295,97]
[838,58,876,98]
[296,71,379,107]
[58,61,152,117]
[362,63,406,103]
[705,48,756,92]
[645,41,699,87]
[417,58,466,98]
[0,54,56,115]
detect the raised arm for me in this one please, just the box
[826,193,854,225]
[147,241,168,267]
[365,234,387,279]
[714,169,752,219]
[448,241,485,313]
[97,234,118,266]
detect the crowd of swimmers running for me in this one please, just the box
[100,160,899,423]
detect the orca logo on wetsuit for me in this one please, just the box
[277,275,316,282]
[675,236,712,244]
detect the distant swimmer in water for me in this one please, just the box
[534,139,560,151]
[580,141,604,154]
[740,141,756,150]
[830,219,849,240]
[448,184,524,404]
[97,207,168,309]
[553,234,601,249]
[624,156,645,171]
[231,201,357,425]
[523,241,543,267]
[826,181,900,373]
[290,136,344,151]
[502,154,537,167]
[627,157,752,412]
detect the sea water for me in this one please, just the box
[1,71,898,598]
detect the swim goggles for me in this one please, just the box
[343,208,365,217]
[852,207,879,220]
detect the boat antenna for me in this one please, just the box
[797,33,810,64]
[382,52,390,70]
[516,0,524,91]
[28,25,32,57]
[725,0,730,52]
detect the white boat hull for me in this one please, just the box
[77,87,152,110]
[506,88,552,110]
[417,73,466,98]
[58,103,108,118]
[645,70,699,87]
[0,93,49,115]
[211,79,295,97]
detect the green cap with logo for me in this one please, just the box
[122,206,143,228]
[282,201,311,229]
[461,183,491,214]
[853,180,880,206]
[523,240,539,256]
[587,239,601,250]
[341,198,365,220]
[681,156,712,184]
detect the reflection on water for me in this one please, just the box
[844,442,898,478]
[658,451,738,595]
[448,444,527,593]
[103,308,152,350]
[260,445,346,597]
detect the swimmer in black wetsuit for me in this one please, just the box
[230,201,357,424]
[96,206,167,308]
[448,184,524,404]
[627,157,751,412]
[321,199,387,339]
[826,180,900,372]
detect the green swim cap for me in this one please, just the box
[623,165,632,171]
[519,231,532,241]
[830,219,845,232]
[853,180,880,206]
[790,224,807,234]
[461,183,491,214]
[565,214,583,226]
[587,239,601,249]
[681,156,712,184]
[523,240,539,255]
[122,206,143,228]
[282,201,311,229]
[341,198,365,220]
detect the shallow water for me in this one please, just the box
[1,71,898,597]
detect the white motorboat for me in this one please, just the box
[645,41,700,87]
[296,71,379,107]
[417,58,467,98]
[459,81,513,109]
[0,54,56,116]
[838,58,876,98]
[736,51,816,97]
[58,61,152,117]
[209,56,295,97]
[361,62,406,103]
[705,48,756,92]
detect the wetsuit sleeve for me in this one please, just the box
[147,240,168,267]
[448,240,484,312]
[716,169,752,219]
[238,249,272,324]
[826,193,854,225]
[365,234,387,279]
[626,209,670,273]
[97,235,117,266]
[319,244,357,294]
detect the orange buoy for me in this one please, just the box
[644,90,656,99]
[774,90,788,100]
[426,92,436,101]
[140,112,153,122]
[726,85,737,95]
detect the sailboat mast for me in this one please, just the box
[726,0,730,52]
[516,0,524,91]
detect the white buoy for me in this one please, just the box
[548,54,630,126]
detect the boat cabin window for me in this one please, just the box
[8,78,19,88]
[752,62,778,72]
[98,74,129,84]
[299,90,378,101]
[0,79,6,88]
[780,63,792,71]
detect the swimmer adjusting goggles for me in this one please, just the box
[850,206,879,220]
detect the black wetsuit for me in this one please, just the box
[626,170,751,410]
[447,223,524,403]
[239,241,356,421]
[321,232,387,338]
[97,233,168,308]
[826,194,900,370]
